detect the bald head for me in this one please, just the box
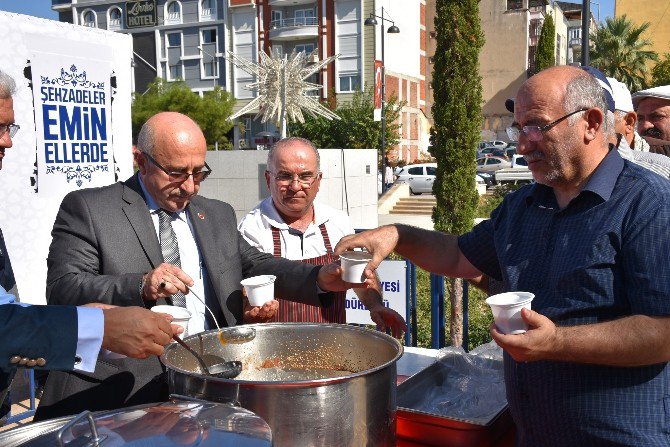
[137,112,206,157]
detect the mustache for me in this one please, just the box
[642,127,663,139]
[524,151,544,163]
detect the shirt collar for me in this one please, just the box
[525,145,624,207]
[138,174,188,221]
[260,197,327,229]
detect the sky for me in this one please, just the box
[0,0,615,23]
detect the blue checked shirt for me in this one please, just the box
[459,148,670,446]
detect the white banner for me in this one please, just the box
[32,53,115,195]
[345,260,407,325]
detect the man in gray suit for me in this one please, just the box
[36,112,358,420]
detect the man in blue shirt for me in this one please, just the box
[336,65,670,446]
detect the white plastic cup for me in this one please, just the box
[339,251,373,283]
[241,275,276,307]
[151,305,192,338]
[485,291,534,334]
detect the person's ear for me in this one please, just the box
[134,148,148,175]
[624,112,637,136]
[264,170,272,192]
[584,108,604,142]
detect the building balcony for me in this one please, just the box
[269,17,318,42]
[569,37,582,48]
[269,0,316,5]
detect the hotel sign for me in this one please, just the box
[125,0,156,28]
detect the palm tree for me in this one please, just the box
[589,15,658,91]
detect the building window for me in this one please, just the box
[339,74,360,92]
[165,1,182,25]
[201,29,217,44]
[167,32,181,48]
[295,43,315,54]
[200,0,216,21]
[528,0,545,11]
[507,0,523,10]
[168,63,183,80]
[81,9,97,27]
[271,10,282,28]
[107,7,122,30]
[295,9,316,26]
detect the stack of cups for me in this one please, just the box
[485,292,534,334]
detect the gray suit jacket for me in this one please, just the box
[35,174,324,420]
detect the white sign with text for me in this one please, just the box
[345,260,407,325]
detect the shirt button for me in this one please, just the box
[19,357,29,366]
[26,359,37,367]
[9,356,21,364]
[74,355,82,365]
[36,358,46,367]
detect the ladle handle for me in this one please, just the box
[172,335,210,375]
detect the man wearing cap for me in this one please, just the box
[335,65,670,446]
[633,85,670,156]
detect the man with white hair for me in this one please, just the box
[633,85,670,156]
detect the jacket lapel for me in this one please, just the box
[121,174,162,268]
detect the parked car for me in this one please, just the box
[476,146,497,158]
[395,163,436,195]
[395,163,490,196]
[494,155,533,184]
[491,148,509,159]
[476,171,495,187]
[476,156,511,173]
[478,140,507,150]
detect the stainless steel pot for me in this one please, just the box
[161,323,403,447]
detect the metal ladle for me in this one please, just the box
[171,335,242,379]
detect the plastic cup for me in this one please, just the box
[340,251,373,284]
[241,275,276,307]
[151,305,192,338]
[485,292,534,334]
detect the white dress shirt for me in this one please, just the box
[238,197,355,259]
[139,178,206,335]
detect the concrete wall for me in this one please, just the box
[200,148,380,229]
[616,0,670,75]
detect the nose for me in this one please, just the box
[0,130,13,149]
[288,178,303,191]
[637,118,652,134]
[180,175,197,195]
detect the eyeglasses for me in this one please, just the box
[0,124,20,139]
[506,108,589,142]
[269,171,320,187]
[142,152,212,182]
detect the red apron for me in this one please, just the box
[270,223,346,323]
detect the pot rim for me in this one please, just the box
[161,323,404,385]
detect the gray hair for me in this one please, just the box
[267,137,320,171]
[0,70,17,99]
[563,74,614,139]
[136,120,156,156]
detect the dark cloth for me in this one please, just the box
[36,173,326,421]
[0,228,17,297]
[458,149,670,446]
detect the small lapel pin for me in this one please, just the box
[197,212,205,220]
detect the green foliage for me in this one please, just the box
[590,15,659,92]
[651,53,670,87]
[132,78,236,150]
[288,88,402,151]
[535,15,555,72]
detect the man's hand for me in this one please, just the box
[243,297,279,323]
[490,308,559,362]
[141,263,194,301]
[334,226,400,274]
[316,262,376,292]
[368,304,407,338]
[101,306,180,358]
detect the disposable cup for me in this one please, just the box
[485,291,534,334]
[241,275,276,307]
[340,251,373,283]
[151,305,192,338]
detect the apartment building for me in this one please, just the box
[52,0,428,159]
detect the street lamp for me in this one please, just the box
[364,7,399,194]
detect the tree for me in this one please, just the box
[535,14,555,72]
[651,53,670,87]
[431,0,483,347]
[590,15,658,92]
[132,78,236,149]
[287,88,401,153]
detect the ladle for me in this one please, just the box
[171,335,242,379]
[188,289,256,344]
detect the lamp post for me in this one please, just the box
[365,7,399,194]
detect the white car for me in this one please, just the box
[395,163,488,196]
[476,156,511,173]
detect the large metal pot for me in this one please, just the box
[162,323,403,447]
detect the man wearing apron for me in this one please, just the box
[238,137,406,336]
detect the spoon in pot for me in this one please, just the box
[171,335,242,379]
[187,289,256,345]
